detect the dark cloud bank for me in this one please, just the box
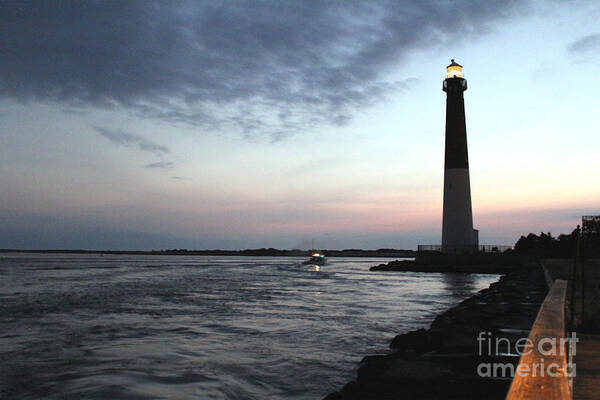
[2,1,530,138]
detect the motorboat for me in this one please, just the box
[303,252,327,265]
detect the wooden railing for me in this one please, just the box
[506,279,570,399]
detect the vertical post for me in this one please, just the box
[570,227,579,329]
[581,231,585,327]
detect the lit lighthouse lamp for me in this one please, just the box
[446,59,463,78]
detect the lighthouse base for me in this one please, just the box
[442,168,478,253]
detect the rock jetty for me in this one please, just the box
[323,266,547,399]
[370,252,528,274]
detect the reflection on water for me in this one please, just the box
[0,254,499,399]
[441,273,478,301]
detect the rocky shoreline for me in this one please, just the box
[369,259,519,274]
[323,265,547,399]
[370,252,528,274]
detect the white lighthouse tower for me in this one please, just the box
[441,60,478,253]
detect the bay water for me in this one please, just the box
[0,254,498,399]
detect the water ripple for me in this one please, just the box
[0,254,498,399]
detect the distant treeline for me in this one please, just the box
[513,228,600,258]
[0,248,416,257]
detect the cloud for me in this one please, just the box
[95,126,169,155]
[568,33,600,54]
[1,1,531,138]
[145,161,173,169]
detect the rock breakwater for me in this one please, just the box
[324,266,547,399]
[370,252,529,274]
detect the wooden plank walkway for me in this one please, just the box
[572,258,600,399]
[573,333,600,399]
[505,279,570,399]
[542,258,600,399]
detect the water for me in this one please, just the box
[0,253,499,399]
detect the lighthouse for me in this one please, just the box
[441,60,478,253]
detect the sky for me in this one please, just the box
[1,0,599,250]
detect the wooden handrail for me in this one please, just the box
[506,279,570,399]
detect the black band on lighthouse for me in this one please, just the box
[444,78,469,169]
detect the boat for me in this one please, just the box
[303,252,327,265]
